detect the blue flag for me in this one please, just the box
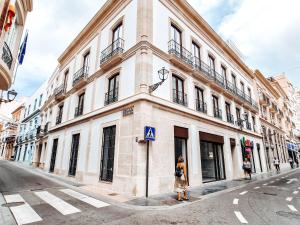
[18,32,28,65]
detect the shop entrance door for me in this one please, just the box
[49,139,58,173]
[200,141,226,183]
[174,137,188,182]
[100,125,116,182]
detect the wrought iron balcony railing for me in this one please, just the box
[74,105,84,117]
[196,100,207,114]
[173,89,188,106]
[227,113,234,124]
[104,88,119,106]
[56,114,62,125]
[168,40,193,66]
[54,84,66,97]
[213,108,222,120]
[100,38,124,65]
[72,66,88,87]
[2,42,13,69]
[246,122,252,130]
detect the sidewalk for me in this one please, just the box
[6,161,299,210]
[124,166,299,209]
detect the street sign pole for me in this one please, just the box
[146,140,149,198]
[144,126,155,198]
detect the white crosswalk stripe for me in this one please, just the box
[35,191,81,215]
[4,194,42,225]
[60,189,110,208]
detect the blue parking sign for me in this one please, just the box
[145,126,156,141]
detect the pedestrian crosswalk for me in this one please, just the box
[4,189,110,225]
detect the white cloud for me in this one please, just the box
[218,0,300,86]
[14,0,106,96]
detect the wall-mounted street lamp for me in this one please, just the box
[149,67,169,93]
[0,89,17,103]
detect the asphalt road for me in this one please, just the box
[1,160,300,225]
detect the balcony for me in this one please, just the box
[54,84,66,101]
[226,113,234,124]
[74,105,84,117]
[196,100,207,114]
[168,40,193,72]
[72,66,88,89]
[56,114,62,125]
[270,102,278,112]
[259,93,270,106]
[104,88,118,106]
[213,108,222,120]
[246,122,252,131]
[193,59,258,112]
[0,42,13,90]
[100,38,124,71]
[236,120,244,128]
[173,89,188,106]
[2,42,13,69]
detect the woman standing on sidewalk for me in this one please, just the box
[174,156,188,201]
[242,158,252,179]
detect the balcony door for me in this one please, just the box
[112,22,123,43]
[109,74,119,99]
[49,139,58,173]
[77,92,85,115]
[192,42,200,65]
[212,95,219,112]
[171,24,182,45]
[63,70,69,88]
[231,74,237,90]
[225,102,231,122]
[195,87,205,112]
[208,55,215,75]
[100,126,116,182]
[68,134,80,176]
[173,75,185,105]
[83,51,90,72]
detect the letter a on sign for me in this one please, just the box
[145,126,156,141]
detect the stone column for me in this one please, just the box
[135,0,153,93]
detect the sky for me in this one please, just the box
[13,0,300,97]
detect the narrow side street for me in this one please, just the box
[1,160,300,225]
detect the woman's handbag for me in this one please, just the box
[175,167,183,177]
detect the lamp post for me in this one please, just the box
[0,89,17,103]
[149,67,169,93]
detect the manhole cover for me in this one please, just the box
[263,192,277,196]
[276,211,300,219]
[2,202,25,207]
[108,193,118,196]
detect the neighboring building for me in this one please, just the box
[254,70,290,170]
[0,0,33,90]
[36,0,266,197]
[14,82,46,165]
[0,98,25,159]
[268,74,298,161]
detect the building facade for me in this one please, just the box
[34,0,267,197]
[255,70,291,170]
[14,82,46,165]
[0,0,32,90]
[269,74,298,161]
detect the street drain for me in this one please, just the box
[108,193,118,196]
[2,202,25,207]
[276,211,300,219]
[263,192,277,196]
[30,188,44,191]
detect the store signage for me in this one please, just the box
[122,107,134,117]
